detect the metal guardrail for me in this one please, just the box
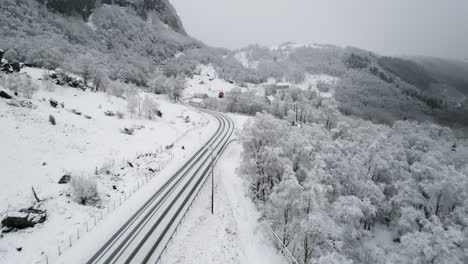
[260,217,300,264]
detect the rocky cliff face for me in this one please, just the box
[141,0,186,35]
[37,0,186,35]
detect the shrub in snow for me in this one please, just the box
[49,115,56,126]
[116,111,124,119]
[121,127,134,135]
[104,110,115,117]
[317,81,331,93]
[70,175,99,206]
[95,158,116,175]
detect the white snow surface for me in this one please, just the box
[86,13,97,31]
[0,67,215,264]
[164,114,286,264]
[271,42,326,52]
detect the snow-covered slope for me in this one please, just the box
[0,67,214,264]
[183,65,238,98]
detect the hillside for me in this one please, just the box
[39,0,187,35]
[410,56,468,96]
[0,67,215,264]
[170,43,468,128]
[0,0,200,86]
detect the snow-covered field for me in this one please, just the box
[184,64,338,102]
[163,115,286,264]
[271,42,326,52]
[0,67,216,264]
[183,65,238,99]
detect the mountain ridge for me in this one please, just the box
[36,0,186,35]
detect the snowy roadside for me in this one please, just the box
[0,67,217,264]
[54,116,218,264]
[163,115,286,264]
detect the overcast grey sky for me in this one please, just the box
[170,0,468,60]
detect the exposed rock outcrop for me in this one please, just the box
[37,0,186,35]
[58,174,71,184]
[1,207,47,232]
[0,90,12,99]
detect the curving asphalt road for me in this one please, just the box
[86,110,234,264]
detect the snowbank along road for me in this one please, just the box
[85,110,234,264]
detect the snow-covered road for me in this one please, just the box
[163,118,286,264]
[56,111,234,264]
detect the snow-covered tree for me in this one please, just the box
[5,73,39,99]
[141,95,159,119]
[126,86,139,118]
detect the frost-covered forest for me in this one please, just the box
[240,111,467,264]
[0,0,200,86]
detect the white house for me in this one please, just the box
[189,98,204,107]
[276,82,290,89]
[265,95,276,105]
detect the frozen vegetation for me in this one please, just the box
[239,111,467,263]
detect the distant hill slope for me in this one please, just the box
[409,56,468,96]
[181,43,468,127]
[0,0,200,85]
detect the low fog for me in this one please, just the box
[170,0,468,60]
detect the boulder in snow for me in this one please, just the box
[0,90,12,99]
[104,110,115,117]
[1,207,47,232]
[71,109,82,116]
[121,127,134,135]
[49,115,56,126]
[49,99,58,108]
[49,72,58,79]
[58,174,71,184]
[0,62,13,73]
[11,61,20,72]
